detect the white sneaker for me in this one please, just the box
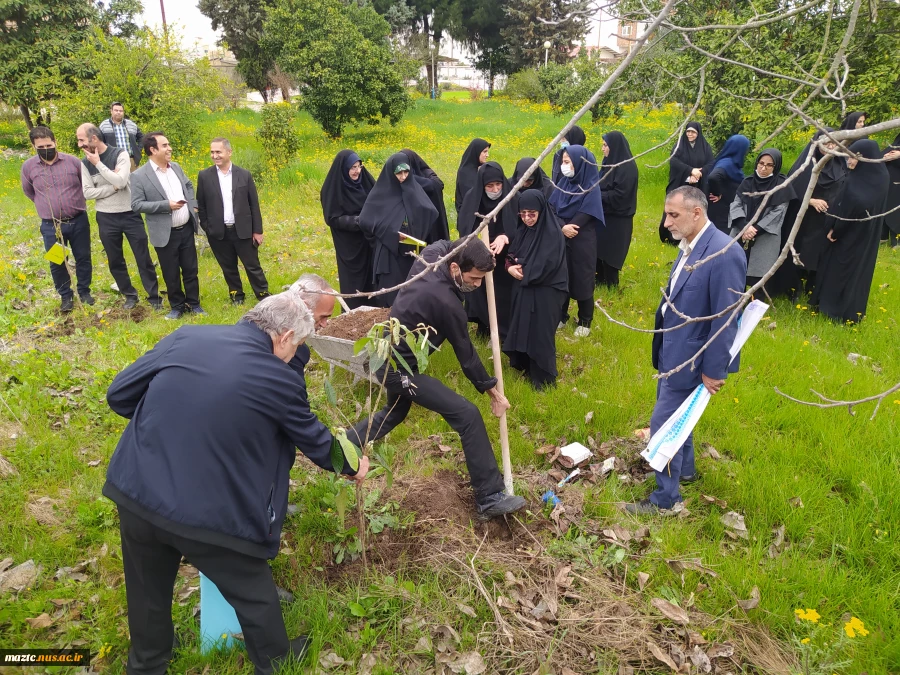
[574,326,591,337]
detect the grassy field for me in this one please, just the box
[0,98,898,674]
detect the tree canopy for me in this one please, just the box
[264,0,411,138]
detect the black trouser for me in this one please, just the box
[40,212,92,300]
[595,260,620,287]
[208,226,269,302]
[507,352,555,390]
[96,211,160,303]
[561,298,594,327]
[348,368,505,501]
[155,225,200,310]
[118,507,297,675]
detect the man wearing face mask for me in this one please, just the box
[103,288,367,675]
[348,238,526,520]
[21,125,94,313]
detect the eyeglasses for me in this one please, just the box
[757,161,775,169]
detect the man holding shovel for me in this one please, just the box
[348,238,526,520]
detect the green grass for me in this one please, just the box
[1,100,898,673]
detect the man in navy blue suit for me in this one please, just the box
[627,186,747,515]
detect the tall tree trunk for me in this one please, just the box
[259,88,269,103]
[280,86,291,102]
[20,104,33,130]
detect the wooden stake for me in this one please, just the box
[480,230,514,495]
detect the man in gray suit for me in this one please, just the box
[131,132,206,320]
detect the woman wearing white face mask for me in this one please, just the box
[552,125,586,185]
[457,161,519,339]
[548,145,605,337]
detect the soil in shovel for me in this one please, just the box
[318,307,391,341]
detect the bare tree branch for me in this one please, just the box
[774,382,900,421]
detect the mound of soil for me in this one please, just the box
[318,307,391,341]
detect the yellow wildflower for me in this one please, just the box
[800,637,810,644]
[795,608,821,623]
[843,616,869,638]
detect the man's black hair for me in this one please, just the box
[143,131,165,157]
[110,101,125,111]
[448,237,495,273]
[29,126,55,144]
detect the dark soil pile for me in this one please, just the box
[318,307,391,341]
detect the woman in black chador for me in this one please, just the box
[400,148,449,242]
[455,138,491,214]
[597,131,639,286]
[358,152,438,307]
[503,190,568,390]
[812,140,890,323]
[769,129,847,299]
[552,125,587,184]
[882,133,900,247]
[457,161,519,339]
[320,150,376,309]
[548,144,604,336]
[511,157,554,199]
[659,122,713,244]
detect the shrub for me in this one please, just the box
[537,54,619,121]
[256,102,301,171]
[503,70,546,103]
[48,29,229,154]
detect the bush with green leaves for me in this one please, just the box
[264,0,411,138]
[47,29,229,154]
[255,102,301,172]
[537,54,619,121]
[502,69,546,103]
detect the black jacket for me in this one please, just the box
[196,164,263,240]
[102,322,353,559]
[390,241,497,393]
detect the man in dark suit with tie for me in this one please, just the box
[627,186,747,515]
[196,138,270,304]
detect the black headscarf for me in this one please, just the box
[320,149,375,223]
[401,147,450,241]
[786,128,846,197]
[359,152,438,254]
[735,148,797,224]
[600,131,639,216]
[512,157,554,199]
[839,111,867,131]
[548,145,605,224]
[552,126,588,183]
[666,121,714,191]
[455,138,491,211]
[509,190,568,291]
[456,161,519,240]
[884,133,900,234]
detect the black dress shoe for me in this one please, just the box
[165,308,184,320]
[680,473,700,484]
[123,296,138,310]
[60,297,74,313]
[79,293,95,306]
[476,492,526,521]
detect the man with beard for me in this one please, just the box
[348,238,526,520]
[77,123,161,310]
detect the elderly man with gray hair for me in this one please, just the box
[103,287,366,675]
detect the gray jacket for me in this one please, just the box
[131,161,199,248]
